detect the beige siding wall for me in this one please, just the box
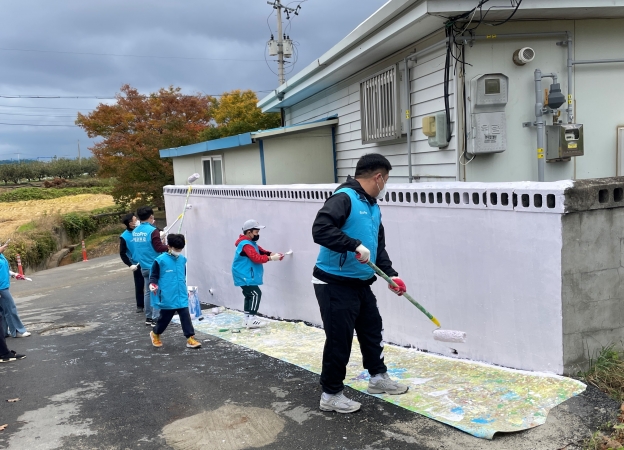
[262,128,335,184]
[171,144,261,186]
[285,31,457,183]
[222,145,262,185]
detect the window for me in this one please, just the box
[202,156,224,185]
[360,64,402,144]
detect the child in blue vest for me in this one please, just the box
[119,213,144,313]
[232,220,284,329]
[148,234,201,349]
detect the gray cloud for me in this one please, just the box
[0,0,384,160]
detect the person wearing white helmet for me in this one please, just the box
[231,219,284,328]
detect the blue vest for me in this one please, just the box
[315,188,381,280]
[120,229,137,265]
[132,222,161,268]
[150,253,188,310]
[232,240,264,287]
[0,254,10,290]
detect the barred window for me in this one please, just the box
[360,64,402,144]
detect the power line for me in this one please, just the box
[0,104,94,110]
[0,46,267,62]
[0,91,274,100]
[0,112,76,118]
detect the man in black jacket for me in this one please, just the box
[119,213,144,313]
[312,153,408,414]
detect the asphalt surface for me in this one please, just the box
[0,254,620,450]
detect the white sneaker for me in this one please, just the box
[319,391,361,413]
[367,372,409,395]
[16,331,31,338]
[244,316,267,329]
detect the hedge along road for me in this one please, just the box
[0,254,620,450]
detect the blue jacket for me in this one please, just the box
[150,252,188,310]
[315,187,381,280]
[120,230,137,265]
[132,222,161,268]
[232,240,264,286]
[0,254,10,290]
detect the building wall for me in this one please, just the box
[262,128,335,184]
[163,180,593,374]
[170,143,261,186]
[286,18,624,184]
[222,145,263,185]
[286,31,457,184]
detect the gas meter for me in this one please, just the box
[468,73,509,154]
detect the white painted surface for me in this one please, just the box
[165,182,566,373]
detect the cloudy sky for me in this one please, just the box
[0,0,385,161]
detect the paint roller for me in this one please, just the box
[366,261,467,344]
[177,173,200,233]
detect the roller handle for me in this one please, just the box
[367,261,441,328]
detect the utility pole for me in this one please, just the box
[77,139,81,165]
[267,1,300,86]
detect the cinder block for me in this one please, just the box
[563,328,624,375]
[563,298,624,334]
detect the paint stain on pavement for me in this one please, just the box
[162,404,285,450]
[5,382,103,450]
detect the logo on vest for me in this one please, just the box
[359,211,368,215]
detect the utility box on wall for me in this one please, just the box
[546,124,584,161]
[469,73,509,154]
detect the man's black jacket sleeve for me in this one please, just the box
[119,237,132,266]
[312,193,361,253]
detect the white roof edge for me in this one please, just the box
[257,0,419,110]
[252,118,338,139]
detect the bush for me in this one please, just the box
[61,212,98,240]
[3,229,58,270]
[580,345,624,402]
[0,186,113,202]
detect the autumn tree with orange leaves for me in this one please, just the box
[76,85,215,207]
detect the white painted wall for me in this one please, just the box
[262,128,335,184]
[286,31,457,184]
[165,182,570,373]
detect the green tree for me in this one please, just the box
[198,90,281,141]
[76,84,214,207]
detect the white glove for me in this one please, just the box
[159,231,166,241]
[149,283,158,293]
[355,244,370,263]
[9,271,17,278]
[130,264,138,272]
[269,253,284,261]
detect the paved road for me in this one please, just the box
[0,255,620,450]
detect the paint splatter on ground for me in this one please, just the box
[185,310,586,439]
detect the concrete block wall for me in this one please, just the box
[163,178,624,375]
[561,179,624,373]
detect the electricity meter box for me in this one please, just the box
[469,73,508,154]
[546,124,584,161]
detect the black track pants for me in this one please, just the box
[314,283,387,394]
[153,308,195,338]
[133,268,145,308]
[242,286,262,315]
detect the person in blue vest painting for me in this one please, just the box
[0,241,31,339]
[119,213,145,313]
[148,233,201,349]
[132,206,169,326]
[312,153,408,414]
[232,220,284,329]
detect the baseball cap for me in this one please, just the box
[242,219,266,232]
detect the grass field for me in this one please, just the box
[0,193,115,237]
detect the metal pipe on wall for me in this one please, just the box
[534,70,545,182]
[404,56,413,182]
[566,32,574,124]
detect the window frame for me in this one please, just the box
[359,64,402,144]
[201,155,225,185]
